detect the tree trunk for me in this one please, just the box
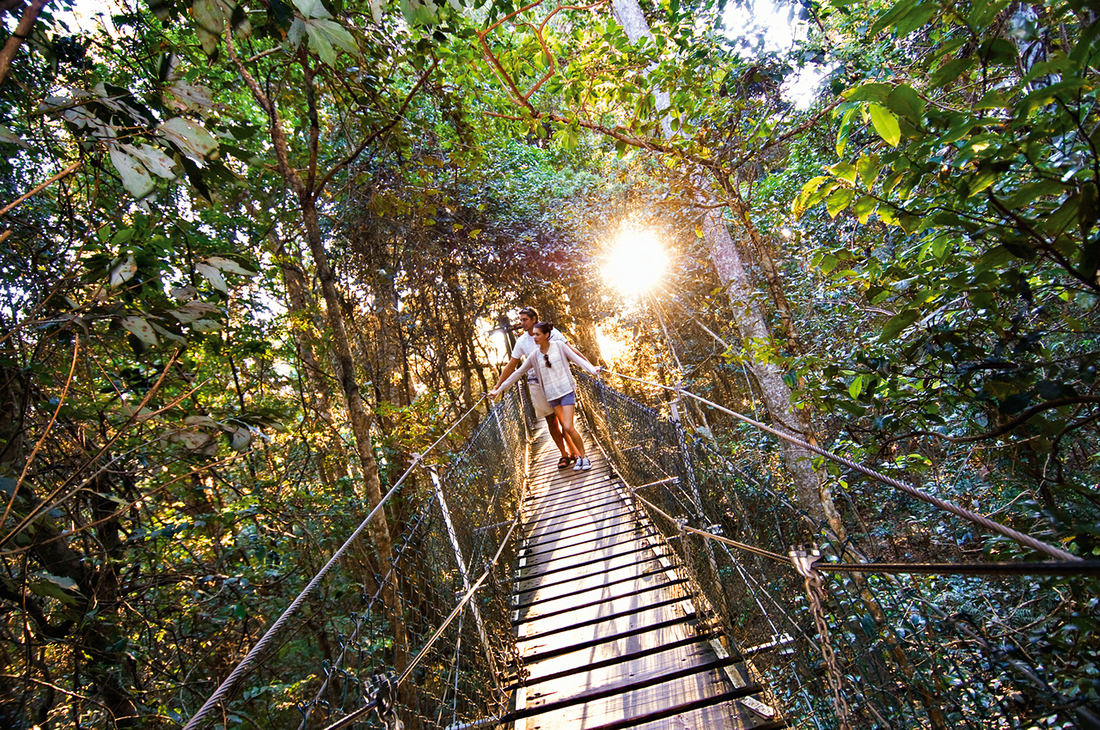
[728,186,801,354]
[610,0,842,532]
[697,184,842,531]
[298,197,409,672]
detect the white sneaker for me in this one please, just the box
[574,456,592,472]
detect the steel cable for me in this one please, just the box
[183,395,489,730]
[598,369,1081,563]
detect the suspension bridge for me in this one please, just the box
[182,371,1100,730]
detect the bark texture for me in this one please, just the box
[611,0,841,530]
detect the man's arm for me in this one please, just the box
[492,357,522,390]
[551,328,586,359]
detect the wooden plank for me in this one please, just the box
[514,577,687,627]
[520,614,699,664]
[515,542,664,583]
[514,555,666,601]
[510,421,768,730]
[519,668,758,730]
[525,642,719,703]
[515,569,681,618]
[518,599,693,650]
[512,633,712,687]
[525,513,638,544]
[521,525,654,562]
[519,591,691,641]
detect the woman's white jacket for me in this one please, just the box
[497,340,598,401]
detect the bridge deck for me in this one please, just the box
[508,424,784,730]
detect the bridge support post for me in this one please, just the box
[428,466,503,696]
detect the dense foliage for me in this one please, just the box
[0,0,1097,726]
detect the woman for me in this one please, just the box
[490,322,601,471]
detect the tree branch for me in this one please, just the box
[314,58,440,199]
[890,396,1100,445]
[0,0,47,86]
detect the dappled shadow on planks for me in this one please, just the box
[504,423,785,730]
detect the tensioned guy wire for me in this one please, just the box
[599,368,1081,563]
[183,395,490,730]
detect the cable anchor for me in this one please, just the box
[364,673,403,730]
[790,545,851,730]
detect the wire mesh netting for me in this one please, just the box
[193,387,530,730]
[574,371,1099,730]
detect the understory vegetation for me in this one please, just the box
[0,0,1097,726]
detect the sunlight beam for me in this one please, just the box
[602,228,669,297]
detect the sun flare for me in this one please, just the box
[603,228,669,296]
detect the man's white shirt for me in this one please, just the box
[512,330,566,383]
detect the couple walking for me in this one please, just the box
[490,306,601,472]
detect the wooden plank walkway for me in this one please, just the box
[506,424,786,730]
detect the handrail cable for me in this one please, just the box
[630,488,790,564]
[184,395,489,730]
[321,513,521,730]
[599,369,1081,563]
[623,448,1098,576]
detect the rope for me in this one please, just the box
[599,369,1081,563]
[184,396,488,730]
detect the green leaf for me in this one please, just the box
[968,0,1010,28]
[893,2,937,37]
[109,253,138,287]
[159,117,219,160]
[868,0,917,36]
[836,106,858,157]
[29,572,82,605]
[121,316,158,346]
[109,148,155,199]
[967,168,998,197]
[192,0,226,57]
[1017,79,1089,118]
[206,256,258,277]
[844,83,892,104]
[828,162,858,185]
[827,188,855,218]
[857,155,882,188]
[196,262,228,293]
[848,374,864,399]
[886,84,925,125]
[1004,180,1064,208]
[879,309,920,342]
[293,0,332,18]
[120,143,177,179]
[305,18,359,66]
[853,195,879,224]
[868,104,901,147]
[929,58,973,87]
[794,175,828,216]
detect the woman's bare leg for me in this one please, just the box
[554,403,584,458]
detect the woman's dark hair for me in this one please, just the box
[533,322,554,335]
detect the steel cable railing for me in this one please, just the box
[183,386,534,730]
[574,370,1100,730]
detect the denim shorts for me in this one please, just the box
[547,391,577,408]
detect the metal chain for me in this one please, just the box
[791,548,851,730]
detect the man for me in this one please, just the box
[492,306,582,469]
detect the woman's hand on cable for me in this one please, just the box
[489,388,500,399]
